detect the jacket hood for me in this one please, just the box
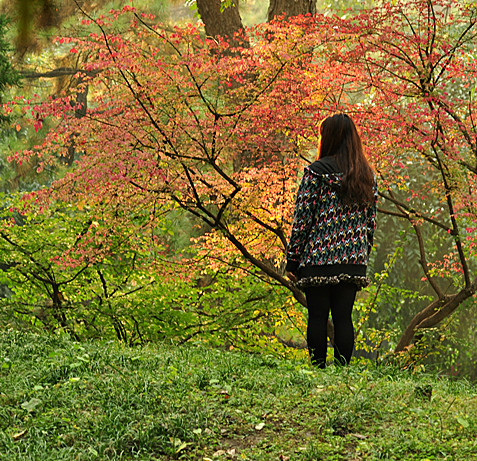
[307,157,343,188]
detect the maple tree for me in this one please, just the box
[2,0,476,357]
[1,7,354,350]
[346,0,477,352]
[0,192,298,350]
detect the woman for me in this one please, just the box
[286,113,377,368]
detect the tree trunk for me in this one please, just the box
[394,277,477,352]
[197,0,318,41]
[267,0,317,21]
[196,0,244,46]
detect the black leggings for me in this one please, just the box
[304,282,357,368]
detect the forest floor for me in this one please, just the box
[1,331,476,460]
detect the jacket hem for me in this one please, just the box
[296,273,371,290]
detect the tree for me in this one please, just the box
[3,9,354,348]
[345,0,477,352]
[0,192,159,342]
[5,0,477,356]
[0,15,20,123]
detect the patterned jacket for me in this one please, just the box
[286,157,377,279]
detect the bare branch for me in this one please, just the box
[20,67,98,79]
[378,191,452,233]
[411,222,444,299]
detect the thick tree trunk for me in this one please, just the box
[267,0,317,21]
[197,0,318,41]
[196,0,244,45]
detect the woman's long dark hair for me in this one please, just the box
[318,113,375,205]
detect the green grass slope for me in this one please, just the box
[1,331,476,460]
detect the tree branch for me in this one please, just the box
[417,277,477,329]
[378,191,452,233]
[410,221,444,299]
[20,67,98,79]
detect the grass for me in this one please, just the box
[0,331,476,460]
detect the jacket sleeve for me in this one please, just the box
[286,168,319,273]
[366,180,378,255]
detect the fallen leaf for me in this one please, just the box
[176,441,190,453]
[456,417,469,428]
[313,386,326,393]
[21,398,42,412]
[255,422,265,431]
[13,430,27,441]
